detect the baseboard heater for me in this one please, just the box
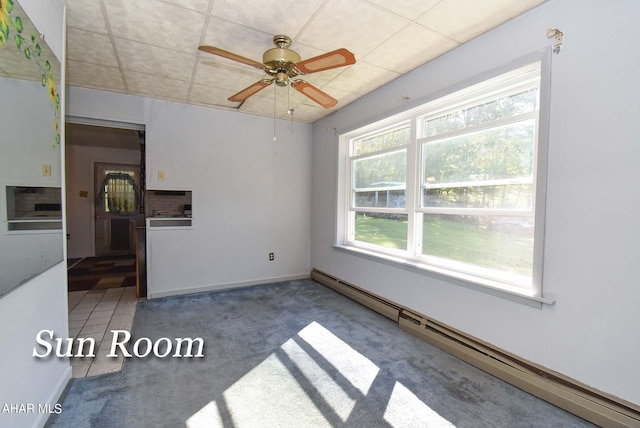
[310,268,640,428]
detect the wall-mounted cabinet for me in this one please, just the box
[146,190,192,228]
[5,186,62,231]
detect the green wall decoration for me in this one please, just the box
[0,0,60,147]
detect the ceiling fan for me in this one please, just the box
[198,35,356,109]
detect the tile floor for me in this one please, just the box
[67,287,139,378]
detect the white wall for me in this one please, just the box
[66,144,140,258]
[311,0,640,405]
[0,264,70,428]
[0,78,64,290]
[0,1,69,427]
[67,87,312,296]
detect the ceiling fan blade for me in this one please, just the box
[295,48,356,74]
[292,80,338,108]
[228,79,273,103]
[198,46,265,70]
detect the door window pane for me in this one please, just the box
[102,171,137,214]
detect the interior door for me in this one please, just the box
[94,162,140,256]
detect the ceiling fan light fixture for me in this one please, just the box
[275,71,289,87]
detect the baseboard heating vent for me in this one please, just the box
[311,268,640,428]
[310,268,401,322]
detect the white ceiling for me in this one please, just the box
[64,0,546,123]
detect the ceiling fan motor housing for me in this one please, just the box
[263,35,302,86]
[263,48,301,68]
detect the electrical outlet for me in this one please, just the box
[268,252,275,261]
[42,164,51,176]
[158,170,166,181]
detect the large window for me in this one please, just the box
[340,61,547,297]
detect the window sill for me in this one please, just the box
[332,244,555,309]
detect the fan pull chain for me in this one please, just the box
[273,83,277,142]
[287,85,294,131]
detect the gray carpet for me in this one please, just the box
[47,279,593,427]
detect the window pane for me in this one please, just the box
[355,212,408,250]
[422,120,534,209]
[424,88,538,137]
[355,189,406,209]
[423,183,533,209]
[353,126,410,155]
[422,214,534,278]
[354,150,406,208]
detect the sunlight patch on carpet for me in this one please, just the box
[384,381,456,427]
[188,320,454,427]
[298,321,379,395]
[281,338,356,422]
[223,354,331,427]
[186,401,223,428]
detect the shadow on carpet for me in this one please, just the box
[47,279,594,427]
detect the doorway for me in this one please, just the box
[65,119,146,297]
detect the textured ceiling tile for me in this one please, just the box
[115,38,195,80]
[194,58,264,90]
[317,86,363,109]
[62,0,545,123]
[284,103,329,123]
[67,60,127,92]
[363,24,458,73]
[212,0,325,39]
[201,17,273,62]
[365,0,442,20]
[103,0,206,53]
[240,92,296,120]
[325,62,400,95]
[418,0,545,42]
[66,0,108,33]
[158,0,212,13]
[67,28,118,67]
[123,70,190,102]
[297,0,408,59]
[189,83,238,108]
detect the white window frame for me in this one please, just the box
[336,53,554,308]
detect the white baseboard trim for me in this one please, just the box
[147,273,310,299]
[35,365,71,428]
